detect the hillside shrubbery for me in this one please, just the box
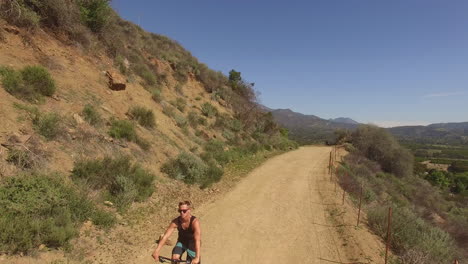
[337,129,467,261]
[161,152,222,188]
[0,173,115,254]
[72,156,155,210]
[128,106,156,128]
[108,119,150,150]
[0,65,56,102]
[351,125,413,177]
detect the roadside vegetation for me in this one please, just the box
[336,125,467,263]
[72,156,156,211]
[0,173,115,254]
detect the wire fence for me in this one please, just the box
[327,145,460,264]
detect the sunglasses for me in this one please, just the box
[178,209,189,213]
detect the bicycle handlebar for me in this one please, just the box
[158,256,191,263]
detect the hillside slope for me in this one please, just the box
[0,1,296,260]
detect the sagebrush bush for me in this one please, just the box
[201,102,217,118]
[114,55,128,75]
[187,111,199,128]
[72,156,155,210]
[108,119,137,141]
[108,119,149,149]
[21,65,56,96]
[162,152,208,185]
[33,112,62,140]
[0,174,113,253]
[175,115,187,128]
[0,65,56,101]
[151,88,163,103]
[175,98,186,112]
[82,104,101,125]
[128,106,155,128]
[133,64,156,86]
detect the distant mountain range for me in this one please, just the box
[270,109,359,143]
[388,122,468,145]
[269,108,468,145]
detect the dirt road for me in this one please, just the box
[193,146,384,263]
[3,146,385,264]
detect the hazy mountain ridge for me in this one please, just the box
[270,108,359,143]
[389,122,468,145]
[270,108,468,145]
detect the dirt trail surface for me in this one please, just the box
[159,146,385,264]
[2,146,386,264]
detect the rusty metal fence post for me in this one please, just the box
[357,185,363,226]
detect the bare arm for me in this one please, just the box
[152,221,177,260]
[192,219,201,262]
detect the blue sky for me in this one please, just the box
[111,0,468,127]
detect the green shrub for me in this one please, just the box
[133,64,156,86]
[162,152,210,185]
[78,0,111,33]
[174,115,187,128]
[187,111,199,128]
[351,125,414,177]
[21,66,56,96]
[0,65,56,101]
[114,55,127,75]
[201,161,224,188]
[128,106,155,128]
[0,174,110,253]
[201,102,218,118]
[82,104,101,125]
[175,98,186,112]
[90,210,116,228]
[229,119,242,132]
[222,130,235,142]
[72,156,155,210]
[150,88,163,103]
[108,120,137,141]
[0,66,26,96]
[214,113,230,129]
[33,112,62,140]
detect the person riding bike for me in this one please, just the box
[152,201,201,264]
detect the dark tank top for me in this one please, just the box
[177,216,196,244]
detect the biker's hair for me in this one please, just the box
[178,200,192,208]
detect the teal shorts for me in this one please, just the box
[172,241,196,259]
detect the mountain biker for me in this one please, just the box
[152,201,201,264]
